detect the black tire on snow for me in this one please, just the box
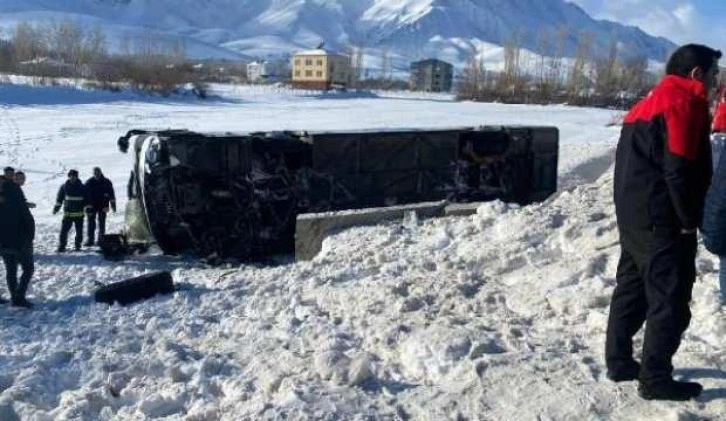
[95,271,174,306]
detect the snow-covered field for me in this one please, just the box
[0,83,724,420]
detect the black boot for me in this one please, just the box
[11,298,33,308]
[638,380,703,401]
[84,239,94,247]
[607,360,641,382]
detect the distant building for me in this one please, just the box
[246,60,289,83]
[246,61,267,82]
[410,59,454,92]
[291,48,351,90]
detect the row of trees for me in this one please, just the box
[457,31,658,108]
[0,21,215,96]
[0,21,663,106]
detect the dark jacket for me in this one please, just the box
[56,179,87,219]
[0,176,35,250]
[84,176,116,210]
[702,134,726,254]
[614,75,712,231]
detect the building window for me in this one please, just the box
[305,70,313,77]
[316,71,323,77]
[295,59,300,66]
[305,59,313,66]
[316,59,323,66]
[294,70,300,77]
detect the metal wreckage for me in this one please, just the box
[112,126,558,262]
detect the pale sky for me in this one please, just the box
[570,0,726,58]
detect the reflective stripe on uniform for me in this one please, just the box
[64,211,85,218]
[65,196,84,201]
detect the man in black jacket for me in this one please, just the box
[54,169,87,252]
[606,44,721,401]
[14,171,36,208]
[0,171,35,308]
[84,167,116,246]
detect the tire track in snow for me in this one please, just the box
[0,104,22,166]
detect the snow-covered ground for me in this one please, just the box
[0,83,724,420]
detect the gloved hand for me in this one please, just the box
[102,207,110,214]
[111,202,117,213]
[85,205,93,214]
[52,205,60,215]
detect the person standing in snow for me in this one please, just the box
[701,85,726,302]
[83,167,116,246]
[0,169,36,308]
[53,169,87,252]
[4,166,15,180]
[606,44,721,401]
[14,171,36,208]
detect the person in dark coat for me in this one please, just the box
[54,169,87,252]
[13,171,36,208]
[0,171,35,307]
[701,85,726,302]
[606,44,721,401]
[83,167,116,246]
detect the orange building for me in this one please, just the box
[291,48,351,90]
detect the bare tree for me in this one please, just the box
[355,45,364,85]
[593,35,620,102]
[85,26,107,60]
[0,38,14,72]
[619,55,652,104]
[546,25,569,100]
[457,49,487,101]
[498,34,525,102]
[12,22,44,62]
[567,32,593,104]
[534,28,553,102]
[170,40,186,62]
[380,44,391,80]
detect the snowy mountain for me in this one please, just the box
[0,0,676,67]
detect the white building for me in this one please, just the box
[247,59,290,83]
[247,61,268,82]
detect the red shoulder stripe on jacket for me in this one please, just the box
[622,75,708,160]
[664,98,705,160]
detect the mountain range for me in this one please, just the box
[0,0,676,69]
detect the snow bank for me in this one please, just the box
[0,84,723,419]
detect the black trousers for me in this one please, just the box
[87,208,107,242]
[1,244,34,301]
[59,217,84,250]
[605,226,697,385]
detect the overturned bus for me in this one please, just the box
[117,126,558,261]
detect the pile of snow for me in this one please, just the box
[0,83,723,419]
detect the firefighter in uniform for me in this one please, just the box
[84,167,116,246]
[54,169,87,252]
